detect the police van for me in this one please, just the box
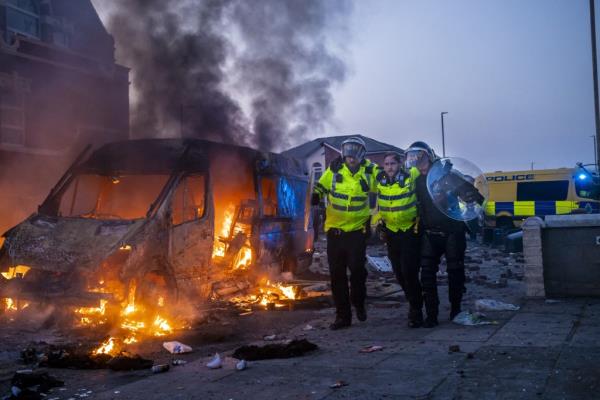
[484,164,600,228]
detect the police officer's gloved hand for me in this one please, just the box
[311,193,321,206]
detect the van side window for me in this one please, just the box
[172,175,206,225]
[516,181,569,201]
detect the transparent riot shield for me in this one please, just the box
[426,157,488,221]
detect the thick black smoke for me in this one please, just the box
[106,0,351,150]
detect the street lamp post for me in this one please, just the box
[440,112,448,157]
[590,0,600,168]
[592,135,598,166]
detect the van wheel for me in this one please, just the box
[496,217,514,229]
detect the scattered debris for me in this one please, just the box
[172,359,187,366]
[475,299,520,311]
[107,353,153,371]
[163,341,192,354]
[232,339,318,361]
[302,324,314,331]
[486,278,508,289]
[206,353,222,369]
[448,345,461,353]
[452,311,495,326]
[235,359,247,371]
[366,256,393,272]
[40,348,112,369]
[359,345,384,353]
[329,380,349,389]
[7,369,64,400]
[263,334,279,341]
[545,299,562,304]
[151,364,170,373]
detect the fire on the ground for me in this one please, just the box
[0,139,315,354]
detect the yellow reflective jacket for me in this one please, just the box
[314,158,378,232]
[375,166,420,232]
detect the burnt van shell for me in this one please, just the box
[0,139,313,304]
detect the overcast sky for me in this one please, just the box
[94,1,598,172]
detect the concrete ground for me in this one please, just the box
[2,241,600,399]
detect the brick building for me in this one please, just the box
[0,0,129,231]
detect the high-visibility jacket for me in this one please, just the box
[375,167,420,233]
[314,158,378,232]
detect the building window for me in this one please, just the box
[0,88,26,146]
[312,162,323,180]
[6,0,40,39]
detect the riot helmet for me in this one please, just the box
[405,141,436,170]
[341,137,367,162]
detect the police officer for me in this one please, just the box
[312,137,378,330]
[375,152,423,327]
[406,141,466,328]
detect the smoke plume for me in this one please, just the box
[105,0,351,150]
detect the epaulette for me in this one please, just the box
[375,170,387,183]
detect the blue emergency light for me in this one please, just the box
[579,173,588,180]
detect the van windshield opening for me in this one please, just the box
[58,174,170,220]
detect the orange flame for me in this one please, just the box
[212,204,235,258]
[93,337,117,356]
[233,246,252,270]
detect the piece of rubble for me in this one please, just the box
[452,311,495,326]
[359,345,384,353]
[235,359,247,371]
[151,364,170,373]
[486,279,508,289]
[108,354,153,371]
[475,299,520,311]
[232,339,318,361]
[448,345,461,353]
[163,341,192,354]
[329,380,349,389]
[10,369,64,398]
[206,353,222,369]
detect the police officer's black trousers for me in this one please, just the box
[386,228,423,320]
[420,231,466,319]
[327,229,368,321]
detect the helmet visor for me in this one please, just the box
[342,142,366,160]
[405,150,428,169]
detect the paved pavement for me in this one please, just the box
[4,242,600,400]
[82,297,598,400]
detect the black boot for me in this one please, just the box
[450,303,462,320]
[408,308,423,328]
[423,315,438,328]
[355,305,367,322]
[330,316,351,330]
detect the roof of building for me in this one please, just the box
[282,134,403,160]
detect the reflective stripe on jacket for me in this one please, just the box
[376,166,419,232]
[314,159,378,232]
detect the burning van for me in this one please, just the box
[0,139,315,319]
